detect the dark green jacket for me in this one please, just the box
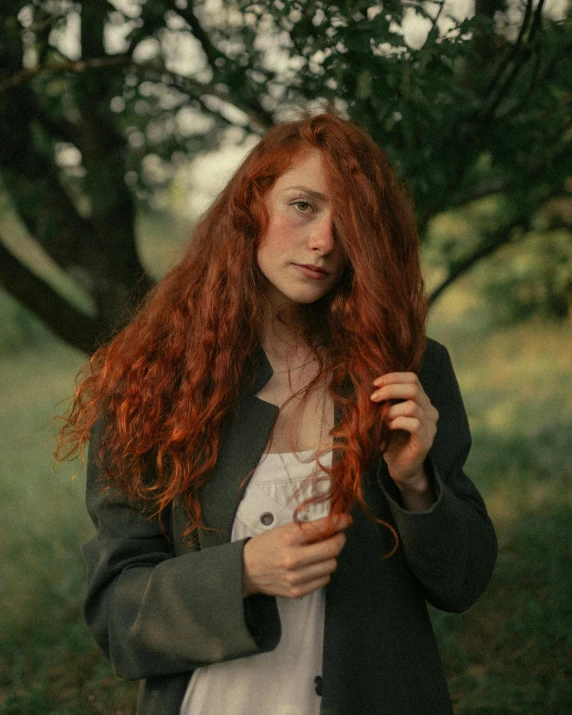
[83,338,497,715]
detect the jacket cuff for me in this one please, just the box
[376,456,459,568]
[376,456,469,582]
[376,454,444,516]
[239,538,282,652]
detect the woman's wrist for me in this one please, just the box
[242,538,258,598]
[397,470,436,512]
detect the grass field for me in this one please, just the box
[0,293,571,714]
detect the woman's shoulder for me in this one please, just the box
[418,337,454,396]
[421,335,447,367]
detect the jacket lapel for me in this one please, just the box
[195,346,278,549]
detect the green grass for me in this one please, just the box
[0,341,138,714]
[0,308,571,713]
[427,288,572,714]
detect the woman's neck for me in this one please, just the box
[259,305,313,374]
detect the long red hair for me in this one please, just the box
[57,113,426,549]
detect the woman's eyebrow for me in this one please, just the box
[285,185,328,202]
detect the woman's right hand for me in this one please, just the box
[242,514,352,599]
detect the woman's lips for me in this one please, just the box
[293,264,329,279]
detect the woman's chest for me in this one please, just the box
[255,375,334,453]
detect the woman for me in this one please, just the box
[58,113,497,715]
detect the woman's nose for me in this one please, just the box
[308,213,335,254]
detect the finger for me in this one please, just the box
[388,416,419,433]
[296,513,352,544]
[305,531,347,562]
[284,557,339,588]
[283,574,333,599]
[302,531,347,565]
[386,399,423,420]
[371,382,431,406]
[373,372,418,387]
[282,531,347,571]
[387,416,436,442]
[386,399,439,424]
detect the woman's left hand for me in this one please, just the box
[371,372,439,499]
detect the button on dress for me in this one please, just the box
[180,449,332,715]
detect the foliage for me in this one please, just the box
[425,197,572,323]
[470,229,572,325]
[0,0,571,353]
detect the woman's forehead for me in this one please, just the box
[272,149,327,194]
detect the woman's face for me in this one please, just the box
[257,149,347,311]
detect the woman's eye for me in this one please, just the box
[293,200,313,213]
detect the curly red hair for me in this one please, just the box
[57,113,426,550]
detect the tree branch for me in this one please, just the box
[33,99,84,147]
[498,37,572,123]
[0,163,95,284]
[447,178,515,210]
[420,0,445,50]
[0,52,273,133]
[142,67,270,133]
[484,0,534,99]
[429,190,572,306]
[0,237,108,354]
[527,0,547,45]
[165,0,225,68]
[0,55,131,93]
[163,1,275,130]
[483,0,546,119]
[428,218,525,305]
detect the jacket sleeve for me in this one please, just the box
[82,418,281,681]
[376,342,498,613]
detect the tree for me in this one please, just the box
[0,0,570,354]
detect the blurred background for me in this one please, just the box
[0,0,571,713]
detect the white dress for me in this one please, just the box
[180,449,332,715]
